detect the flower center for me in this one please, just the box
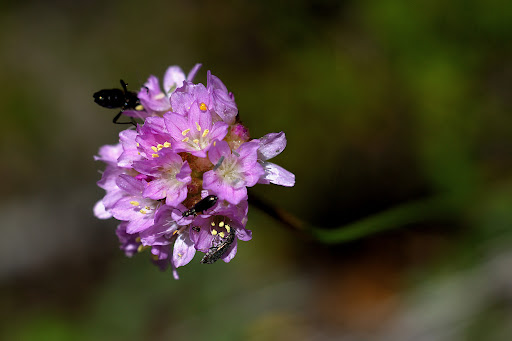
[181,123,210,150]
[150,141,171,158]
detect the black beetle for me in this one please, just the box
[182,195,218,217]
[200,225,236,264]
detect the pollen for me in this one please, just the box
[136,142,140,147]
[163,141,171,148]
[219,231,225,238]
[193,139,199,144]
[156,144,164,150]
[182,137,190,143]
[135,104,144,111]
[151,146,158,152]
[219,221,225,228]
[182,129,190,136]
[152,153,159,158]
[211,229,218,236]
[202,129,209,138]
[211,221,216,226]
[178,253,183,258]
[130,201,140,206]
[154,93,166,100]
[199,103,208,111]
[195,122,201,131]
[139,209,147,214]
[225,224,231,233]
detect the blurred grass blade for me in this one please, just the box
[309,195,464,244]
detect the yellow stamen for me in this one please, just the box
[157,144,164,151]
[193,139,199,144]
[218,221,225,228]
[152,153,159,158]
[195,122,201,131]
[154,93,166,100]
[178,253,183,258]
[225,224,231,233]
[213,141,217,146]
[211,221,216,226]
[139,209,147,214]
[163,141,171,148]
[199,103,208,111]
[202,129,209,138]
[130,201,140,206]
[136,142,140,147]
[151,146,158,152]
[211,229,218,235]
[219,231,225,238]
[138,244,149,252]
[182,137,190,143]
[182,129,190,136]
[135,104,144,111]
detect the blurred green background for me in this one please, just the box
[1,0,512,340]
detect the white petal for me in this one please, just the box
[93,200,112,219]
[259,162,295,187]
[257,132,287,161]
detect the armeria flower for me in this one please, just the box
[116,222,141,257]
[255,132,295,187]
[132,148,192,206]
[94,142,142,219]
[164,101,228,158]
[134,117,174,158]
[139,205,179,246]
[94,63,294,279]
[138,64,202,115]
[203,140,264,205]
[117,129,142,168]
[207,70,238,124]
[170,82,211,117]
[172,227,196,267]
[150,245,179,280]
[191,202,252,264]
[94,143,123,166]
[110,174,161,234]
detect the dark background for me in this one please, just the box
[1,1,512,340]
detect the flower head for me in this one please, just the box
[94,64,294,279]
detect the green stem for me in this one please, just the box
[309,195,461,244]
[250,193,464,244]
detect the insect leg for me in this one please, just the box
[120,79,129,93]
[112,110,136,126]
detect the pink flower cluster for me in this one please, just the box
[94,64,294,279]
